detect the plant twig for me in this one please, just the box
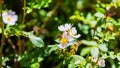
[18,0,26,54]
[7,36,19,68]
[0,0,4,67]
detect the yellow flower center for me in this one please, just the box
[61,38,67,44]
[6,16,11,22]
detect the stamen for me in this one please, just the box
[61,38,67,44]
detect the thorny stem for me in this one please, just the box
[0,0,4,67]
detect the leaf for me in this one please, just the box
[26,0,52,14]
[81,40,97,46]
[31,0,52,9]
[99,43,108,52]
[109,52,116,59]
[96,7,105,14]
[29,35,44,47]
[45,44,59,54]
[117,53,120,61]
[31,63,40,68]
[94,12,105,18]
[80,47,91,56]
[102,53,109,59]
[23,31,44,47]
[68,55,85,68]
[91,47,99,58]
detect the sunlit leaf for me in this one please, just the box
[99,43,108,52]
[31,63,39,68]
[91,47,99,58]
[102,53,109,59]
[81,40,97,46]
[96,7,105,14]
[45,44,59,54]
[68,55,85,68]
[23,31,44,47]
[109,52,116,59]
[80,47,91,56]
[94,12,105,18]
[117,53,120,61]
[29,35,44,47]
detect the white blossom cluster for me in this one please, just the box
[58,23,80,49]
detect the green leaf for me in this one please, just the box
[94,12,105,18]
[117,53,120,61]
[99,43,108,52]
[91,47,99,58]
[45,44,59,54]
[96,7,105,14]
[109,52,116,59]
[81,40,97,46]
[102,53,109,59]
[31,63,39,68]
[68,55,85,68]
[29,35,44,47]
[30,0,52,9]
[23,31,44,47]
[80,47,91,56]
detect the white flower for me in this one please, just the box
[58,32,74,49]
[58,23,81,49]
[2,10,18,25]
[58,23,72,31]
[69,27,81,38]
[98,59,105,67]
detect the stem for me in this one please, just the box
[22,0,26,26]
[7,36,19,68]
[18,0,26,54]
[7,36,18,55]
[0,0,4,67]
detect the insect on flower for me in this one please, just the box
[2,10,18,25]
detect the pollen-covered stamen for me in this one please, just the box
[60,38,68,44]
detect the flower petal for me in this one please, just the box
[58,25,65,31]
[98,59,105,67]
[70,27,77,34]
[73,34,81,38]
[64,23,72,31]
[62,32,68,38]
[58,43,70,49]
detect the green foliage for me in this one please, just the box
[23,31,44,47]
[1,0,120,68]
[80,47,91,56]
[68,55,85,68]
[26,0,52,14]
[81,40,98,46]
